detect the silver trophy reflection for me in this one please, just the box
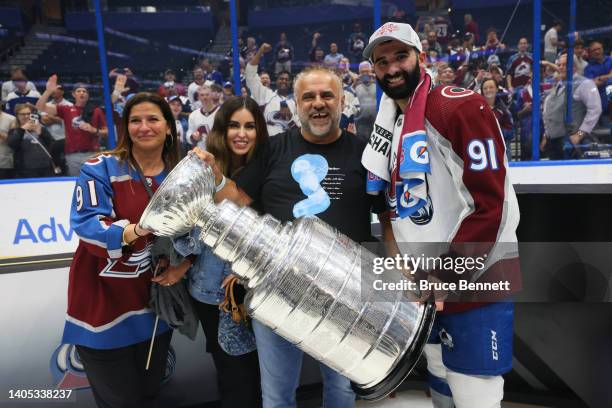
[140,154,435,401]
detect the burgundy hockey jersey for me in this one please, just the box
[62,154,169,349]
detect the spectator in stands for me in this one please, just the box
[544,21,562,63]
[1,68,38,102]
[462,32,477,55]
[341,82,359,134]
[40,84,72,174]
[4,70,41,115]
[516,74,535,160]
[484,28,506,56]
[506,38,533,96]
[164,81,190,112]
[584,41,612,121]
[36,76,108,176]
[418,23,431,41]
[188,67,206,106]
[242,37,259,65]
[543,53,602,160]
[157,69,186,98]
[210,83,224,107]
[421,39,430,54]
[347,22,367,63]
[0,106,16,179]
[201,58,224,86]
[338,57,358,87]
[324,43,344,69]
[246,43,298,136]
[463,13,480,44]
[436,63,456,86]
[168,95,187,153]
[573,38,588,76]
[464,57,489,91]
[353,61,376,139]
[273,32,294,75]
[312,48,326,67]
[489,65,513,106]
[259,71,272,89]
[481,78,514,159]
[109,67,139,95]
[427,30,443,56]
[222,82,235,102]
[8,104,58,178]
[309,32,326,67]
[187,85,220,150]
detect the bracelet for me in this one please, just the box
[133,224,144,237]
[215,175,227,193]
[121,227,129,246]
[122,226,136,246]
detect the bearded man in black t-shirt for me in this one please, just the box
[194,66,388,407]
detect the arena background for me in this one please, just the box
[1,0,611,407]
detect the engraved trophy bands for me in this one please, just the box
[140,154,436,401]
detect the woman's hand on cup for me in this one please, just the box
[191,148,223,185]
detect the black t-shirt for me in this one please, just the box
[235,128,385,243]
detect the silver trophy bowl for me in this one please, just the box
[140,154,436,401]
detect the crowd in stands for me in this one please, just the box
[0,11,610,180]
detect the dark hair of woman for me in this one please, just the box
[206,96,268,177]
[110,92,181,170]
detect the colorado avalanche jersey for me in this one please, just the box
[506,52,533,88]
[245,63,299,136]
[62,154,169,349]
[387,86,520,312]
[186,106,220,150]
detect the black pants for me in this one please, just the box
[192,298,262,408]
[76,331,172,408]
[547,137,566,160]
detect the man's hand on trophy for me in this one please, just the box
[190,147,223,186]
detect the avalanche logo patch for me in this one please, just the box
[440,86,474,98]
[50,344,89,390]
[99,242,153,278]
[409,193,434,225]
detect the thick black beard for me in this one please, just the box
[376,61,421,100]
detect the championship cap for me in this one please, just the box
[363,22,422,61]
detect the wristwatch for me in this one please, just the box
[576,130,586,139]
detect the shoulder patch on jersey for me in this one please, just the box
[85,153,113,166]
[440,86,474,98]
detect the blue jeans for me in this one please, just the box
[252,320,355,408]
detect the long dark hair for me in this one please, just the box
[206,96,268,177]
[109,92,181,171]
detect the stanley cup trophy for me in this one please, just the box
[140,154,436,401]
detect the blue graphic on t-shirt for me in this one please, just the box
[291,154,330,218]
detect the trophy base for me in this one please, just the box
[352,302,437,401]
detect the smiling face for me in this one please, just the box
[372,40,421,102]
[127,102,170,155]
[260,73,271,87]
[198,87,213,107]
[276,72,290,94]
[482,79,497,101]
[226,108,257,159]
[295,70,343,143]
